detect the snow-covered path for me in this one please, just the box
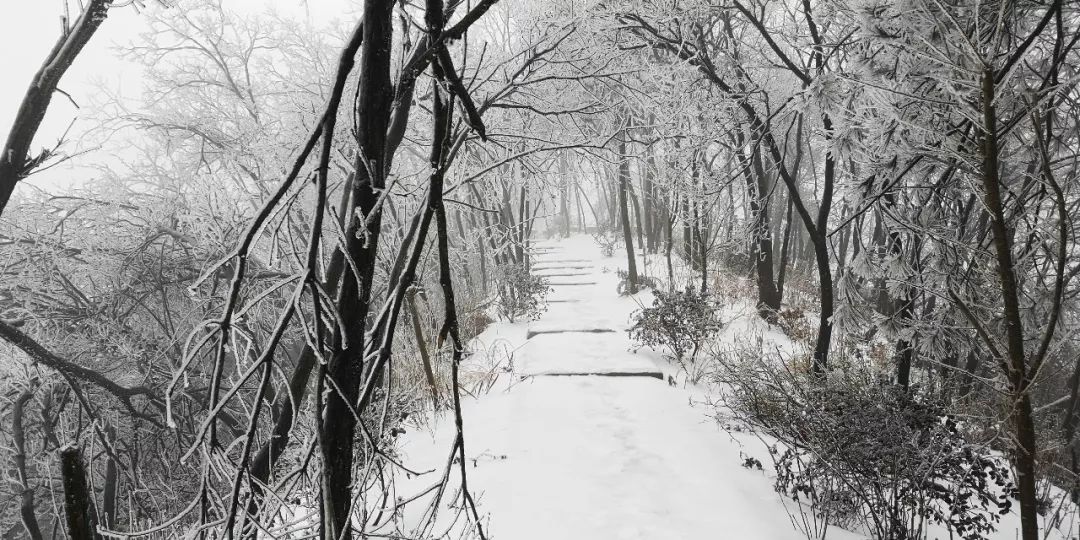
[389,235,1077,540]
[397,236,847,540]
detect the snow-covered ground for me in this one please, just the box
[393,235,1076,540]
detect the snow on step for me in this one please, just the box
[532,258,591,264]
[533,265,593,274]
[517,333,661,378]
[530,304,630,331]
[525,327,615,339]
[532,271,593,278]
[541,289,638,331]
[532,262,593,269]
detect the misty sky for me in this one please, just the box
[0,0,355,190]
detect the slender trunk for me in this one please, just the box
[681,193,693,268]
[808,223,833,375]
[518,182,527,265]
[575,179,587,231]
[836,211,851,270]
[883,190,914,389]
[743,145,781,318]
[12,391,43,540]
[409,290,439,406]
[101,429,118,531]
[629,176,645,251]
[643,140,658,252]
[665,214,675,290]
[695,198,706,292]
[979,67,1038,540]
[776,196,793,300]
[957,349,981,400]
[618,136,638,293]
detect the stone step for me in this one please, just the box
[526,328,615,339]
[526,371,663,380]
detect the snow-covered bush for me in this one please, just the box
[629,287,722,364]
[721,362,1013,540]
[616,268,657,295]
[591,230,620,257]
[494,263,551,322]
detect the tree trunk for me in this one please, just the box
[320,2,395,537]
[559,151,571,237]
[629,175,645,251]
[101,428,118,531]
[681,193,693,269]
[643,140,658,253]
[60,447,96,540]
[743,145,781,319]
[979,67,1038,540]
[618,136,638,293]
[776,196,793,300]
[665,213,675,290]
[12,391,43,540]
[409,289,439,406]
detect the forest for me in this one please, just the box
[1,0,1078,539]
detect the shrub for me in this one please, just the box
[615,268,658,295]
[493,263,550,322]
[461,309,494,341]
[629,287,722,363]
[721,362,1013,540]
[591,230,619,257]
[777,306,813,342]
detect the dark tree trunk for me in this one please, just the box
[575,180,588,231]
[12,391,43,540]
[618,136,638,293]
[409,290,439,406]
[629,176,645,251]
[60,448,96,540]
[978,68,1038,540]
[100,429,118,531]
[695,198,706,292]
[776,196,793,300]
[681,193,693,269]
[665,212,675,290]
[956,349,981,400]
[742,145,781,318]
[877,186,916,389]
[808,208,834,377]
[643,140,658,253]
[321,2,395,537]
